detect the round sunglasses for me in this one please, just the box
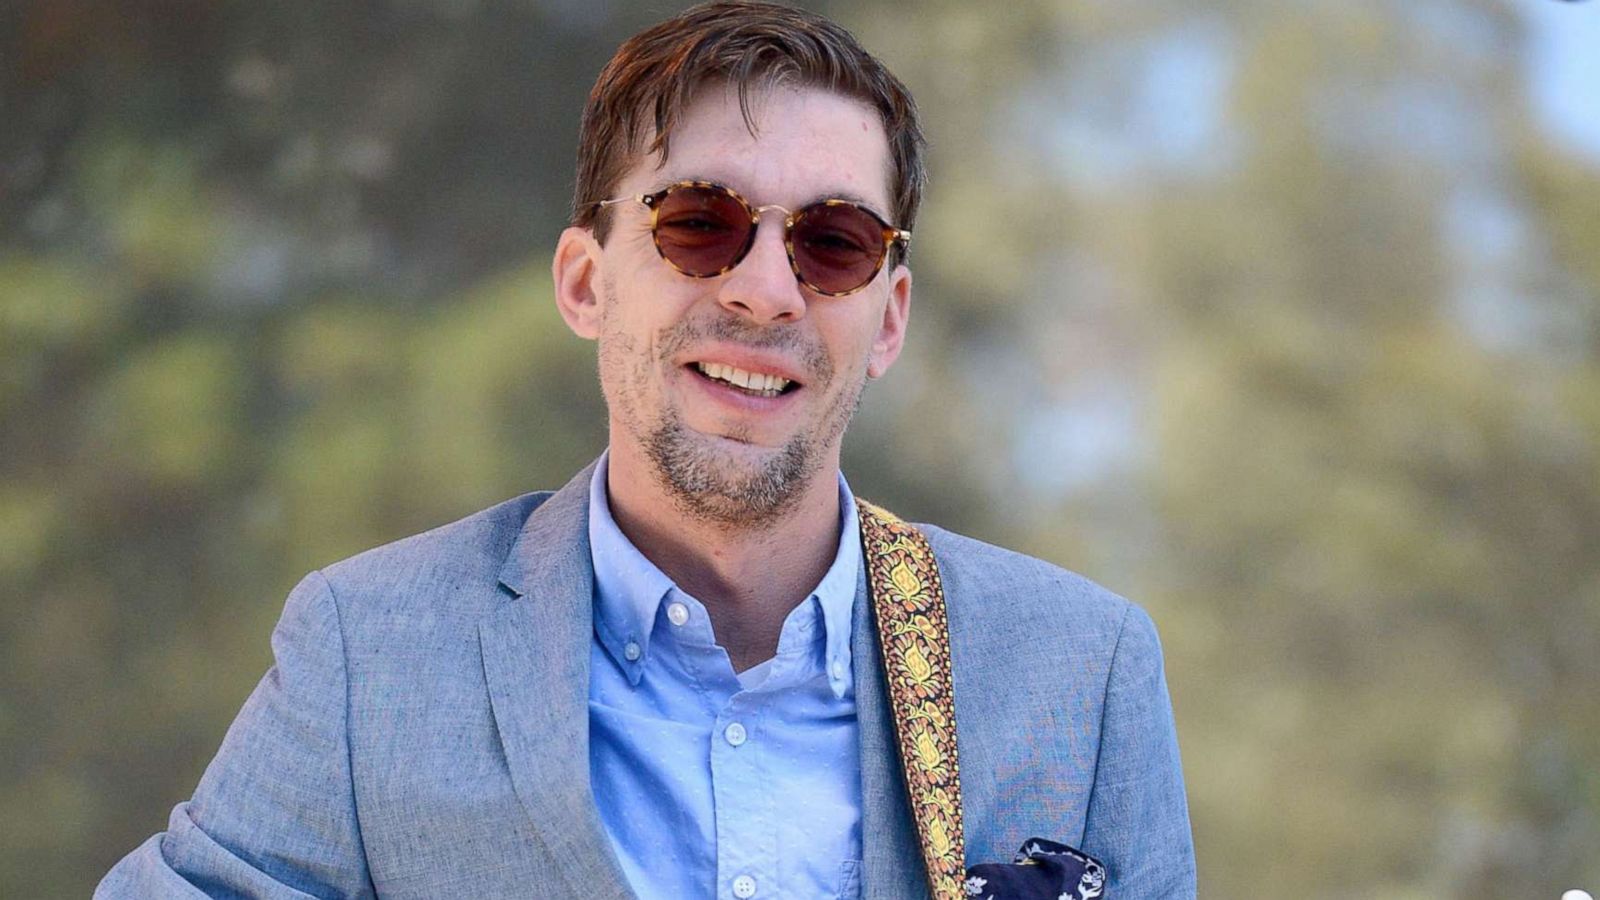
[593,180,912,297]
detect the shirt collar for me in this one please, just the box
[813,484,861,700]
[587,450,861,698]
[588,452,676,684]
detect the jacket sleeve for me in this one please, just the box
[1079,603,1197,898]
[97,571,376,899]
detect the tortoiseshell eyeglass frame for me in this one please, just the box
[591,180,912,297]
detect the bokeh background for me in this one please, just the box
[4,0,1598,896]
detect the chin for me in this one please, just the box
[643,419,816,524]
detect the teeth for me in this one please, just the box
[695,362,793,395]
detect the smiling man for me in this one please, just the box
[557,83,909,677]
[99,3,1194,899]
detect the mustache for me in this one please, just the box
[657,313,832,380]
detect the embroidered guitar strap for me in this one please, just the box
[857,500,966,900]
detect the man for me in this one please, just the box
[99,2,1194,897]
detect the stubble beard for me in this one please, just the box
[598,293,866,527]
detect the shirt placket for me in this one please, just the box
[661,596,777,899]
[711,686,777,899]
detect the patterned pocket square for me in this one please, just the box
[962,838,1107,899]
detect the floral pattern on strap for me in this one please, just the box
[861,502,1111,899]
[858,500,967,899]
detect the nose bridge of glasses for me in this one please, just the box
[738,205,799,272]
[721,203,805,311]
[748,202,798,227]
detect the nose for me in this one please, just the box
[717,213,806,324]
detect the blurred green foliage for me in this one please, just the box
[2,0,1597,897]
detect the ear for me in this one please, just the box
[866,264,911,379]
[552,226,605,340]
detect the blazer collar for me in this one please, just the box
[482,461,926,899]
[480,460,634,899]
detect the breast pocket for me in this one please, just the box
[835,860,862,899]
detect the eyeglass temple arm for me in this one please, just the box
[591,196,645,211]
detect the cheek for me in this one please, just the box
[596,297,683,404]
[595,273,660,358]
[825,308,885,371]
[594,293,650,401]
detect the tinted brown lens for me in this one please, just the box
[652,186,753,276]
[791,203,887,294]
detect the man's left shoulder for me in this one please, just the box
[915,524,1194,894]
[917,523,1147,649]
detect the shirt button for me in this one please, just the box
[623,641,641,662]
[830,659,846,680]
[666,602,690,626]
[723,722,747,747]
[731,874,757,898]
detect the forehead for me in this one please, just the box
[626,84,894,214]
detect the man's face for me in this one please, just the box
[558,84,911,523]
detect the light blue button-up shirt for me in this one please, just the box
[587,453,864,900]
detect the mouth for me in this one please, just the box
[688,361,803,399]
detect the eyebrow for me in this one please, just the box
[644,177,888,218]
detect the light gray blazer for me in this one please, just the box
[99,463,1195,899]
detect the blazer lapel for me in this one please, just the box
[480,462,633,899]
[854,559,931,900]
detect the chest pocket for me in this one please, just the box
[836,860,862,899]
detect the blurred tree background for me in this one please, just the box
[3,0,1597,896]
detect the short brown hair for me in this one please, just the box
[571,1,926,262]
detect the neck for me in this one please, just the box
[604,440,844,671]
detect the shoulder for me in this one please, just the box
[314,491,555,624]
[916,522,1153,662]
[918,523,1135,633]
[872,522,1191,888]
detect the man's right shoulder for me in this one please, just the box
[309,490,557,624]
